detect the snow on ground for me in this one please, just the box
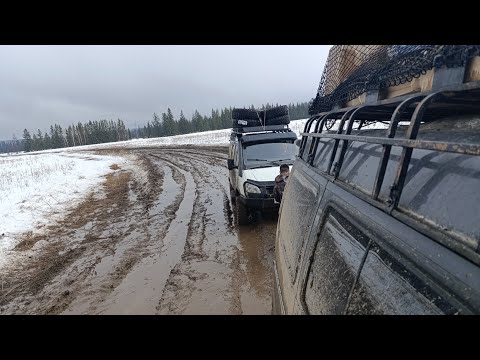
[0,152,125,268]
[8,119,310,156]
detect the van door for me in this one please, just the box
[229,142,239,192]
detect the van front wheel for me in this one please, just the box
[229,183,236,204]
[235,197,249,226]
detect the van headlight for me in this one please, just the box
[244,182,261,194]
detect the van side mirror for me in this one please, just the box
[295,139,301,147]
[227,159,237,170]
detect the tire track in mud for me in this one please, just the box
[1,153,180,314]
[161,149,277,314]
[132,148,274,315]
[154,150,249,314]
[64,156,189,314]
[1,146,275,315]
[148,153,208,261]
[154,151,227,313]
[90,156,194,314]
[59,155,177,314]
[1,166,136,314]
[162,150,235,234]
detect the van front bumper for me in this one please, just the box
[238,195,279,210]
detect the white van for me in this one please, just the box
[227,124,298,225]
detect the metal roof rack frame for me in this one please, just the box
[299,81,480,264]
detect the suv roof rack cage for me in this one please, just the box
[299,83,480,264]
[300,82,480,240]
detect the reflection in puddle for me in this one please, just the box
[236,212,277,313]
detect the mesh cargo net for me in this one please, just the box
[309,45,480,115]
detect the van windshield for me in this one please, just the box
[243,142,297,169]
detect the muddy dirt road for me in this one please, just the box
[0,146,277,315]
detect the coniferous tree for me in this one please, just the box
[191,110,203,132]
[177,110,190,134]
[65,126,74,147]
[43,132,51,149]
[151,113,162,137]
[162,108,177,136]
[32,134,39,151]
[146,122,152,138]
[36,129,44,150]
[23,129,33,152]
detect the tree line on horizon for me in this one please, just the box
[0,102,309,153]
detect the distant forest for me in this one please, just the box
[0,102,309,153]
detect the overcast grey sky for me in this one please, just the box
[0,45,331,140]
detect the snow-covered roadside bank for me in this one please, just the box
[3,119,310,156]
[0,152,125,269]
[1,117,392,159]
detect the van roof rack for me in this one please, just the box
[231,124,291,134]
[230,124,296,143]
[240,131,297,144]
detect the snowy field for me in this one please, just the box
[1,118,390,158]
[0,119,309,156]
[0,117,389,269]
[0,152,125,268]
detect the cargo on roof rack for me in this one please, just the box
[231,105,290,128]
[309,45,480,114]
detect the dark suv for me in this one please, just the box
[273,81,480,314]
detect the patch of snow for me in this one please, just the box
[0,152,124,269]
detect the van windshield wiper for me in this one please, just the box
[245,158,293,168]
[247,165,273,169]
[269,159,294,165]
